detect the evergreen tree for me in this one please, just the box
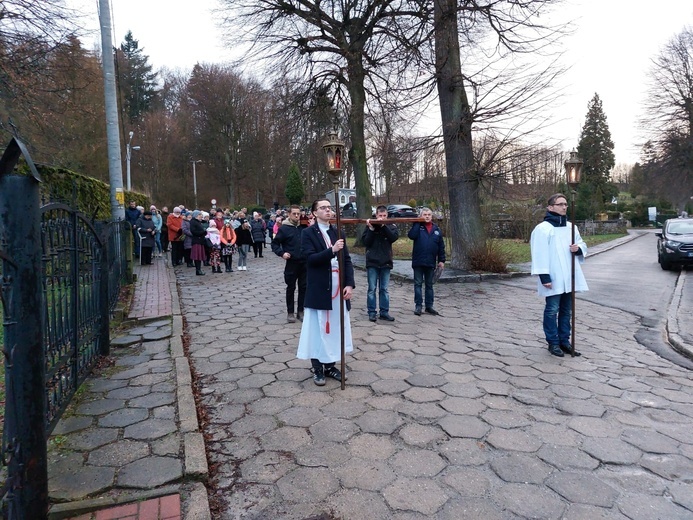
[576,93,616,218]
[285,163,304,205]
[118,31,158,123]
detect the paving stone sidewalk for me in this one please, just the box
[47,259,210,520]
[177,250,693,519]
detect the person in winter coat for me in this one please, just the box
[530,193,588,358]
[361,205,399,322]
[190,210,208,275]
[167,207,183,265]
[160,207,170,253]
[408,207,445,316]
[150,206,163,256]
[296,199,354,386]
[220,219,237,272]
[181,212,194,267]
[272,205,307,323]
[206,220,223,273]
[250,212,266,258]
[234,212,253,270]
[125,201,141,258]
[135,211,157,265]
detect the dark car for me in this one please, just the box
[656,218,693,270]
[341,202,357,218]
[387,204,418,218]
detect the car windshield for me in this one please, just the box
[667,223,693,235]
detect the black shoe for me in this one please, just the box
[560,344,582,357]
[369,313,377,322]
[414,306,422,316]
[425,307,440,316]
[225,268,231,272]
[324,366,345,381]
[548,344,564,357]
[313,366,325,386]
[296,311,304,321]
[379,313,395,321]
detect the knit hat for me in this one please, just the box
[192,210,201,218]
[208,220,217,228]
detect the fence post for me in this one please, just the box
[0,173,48,519]
[97,223,110,356]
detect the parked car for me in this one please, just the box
[341,202,357,217]
[387,204,418,218]
[656,218,693,270]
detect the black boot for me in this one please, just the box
[195,260,205,275]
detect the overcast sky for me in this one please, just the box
[73,0,693,166]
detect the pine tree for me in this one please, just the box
[118,31,158,123]
[576,93,617,218]
[284,163,305,205]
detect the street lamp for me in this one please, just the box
[564,149,583,357]
[322,129,346,389]
[191,160,202,209]
[126,131,141,191]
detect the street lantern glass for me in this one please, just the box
[564,150,583,189]
[322,130,345,180]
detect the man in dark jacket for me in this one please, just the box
[125,201,141,258]
[408,207,445,316]
[362,205,399,322]
[272,205,307,323]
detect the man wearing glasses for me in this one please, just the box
[530,193,588,357]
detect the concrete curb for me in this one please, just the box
[666,270,693,360]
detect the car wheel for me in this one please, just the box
[660,259,671,270]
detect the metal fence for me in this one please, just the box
[0,137,132,519]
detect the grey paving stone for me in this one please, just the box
[124,418,177,440]
[481,409,531,428]
[151,432,181,456]
[438,415,489,439]
[439,397,487,415]
[562,504,630,520]
[336,458,396,491]
[496,482,566,519]
[555,399,606,417]
[326,488,392,520]
[260,426,311,451]
[117,456,182,488]
[355,410,403,434]
[620,428,681,454]
[229,414,277,437]
[65,428,119,450]
[310,418,360,442]
[617,493,692,520]
[389,449,446,478]
[98,408,149,428]
[52,416,93,435]
[209,403,245,423]
[216,437,261,460]
[370,379,411,394]
[438,498,507,520]
[640,453,693,480]
[49,464,115,501]
[263,380,304,397]
[439,382,485,398]
[437,438,489,466]
[143,328,171,341]
[348,434,397,460]
[442,467,493,497]
[105,385,151,400]
[405,373,446,387]
[595,467,668,495]
[322,400,369,419]
[486,428,542,452]
[382,477,448,515]
[115,355,152,367]
[110,335,141,348]
[669,481,693,512]
[546,472,619,507]
[110,365,149,380]
[277,406,323,427]
[129,373,170,386]
[87,439,149,466]
[241,451,297,483]
[277,467,340,502]
[398,424,447,447]
[129,326,158,335]
[537,445,600,470]
[153,405,176,420]
[568,417,622,437]
[582,438,643,464]
[129,392,176,408]
[490,452,553,483]
[76,399,125,416]
[295,441,351,467]
[88,378,128,392]
[397,401,447,421]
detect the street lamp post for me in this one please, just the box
[126,131,140,191]
[322,129,346,389]
[565,150,584,357]
[191,160,202,209]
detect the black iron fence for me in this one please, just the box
[0,137,132,519]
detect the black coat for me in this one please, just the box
[190,218,207,245]
[302,223,355,311]
[272,221,306,262]
[135,217,156,247]
[361,222,399,269]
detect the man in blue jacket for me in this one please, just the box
[125,201,142,258]
[408,207,445,316]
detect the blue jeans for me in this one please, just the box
[367,267,391,314]
[543,292,572,346]
[413,266,434,308]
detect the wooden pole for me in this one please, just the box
[570,190,577,357]
[332,181,347,390]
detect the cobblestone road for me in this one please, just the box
[177,253,693,520]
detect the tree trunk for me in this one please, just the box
[434,0,485,269]
[346,55,372,246]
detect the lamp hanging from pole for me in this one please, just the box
[321,129,347,389]
[564,149,583,357]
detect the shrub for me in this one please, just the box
[467,240,510,273]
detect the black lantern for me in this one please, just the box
[322,129,345,180]
[564,150,583,189]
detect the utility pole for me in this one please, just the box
[98,0,125,221]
